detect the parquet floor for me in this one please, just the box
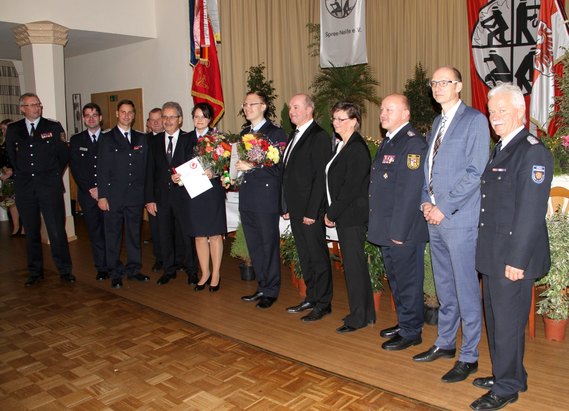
[1,216,568,410]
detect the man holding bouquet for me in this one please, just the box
[238,91,287,309]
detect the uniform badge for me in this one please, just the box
[407,154,421,170]
[41,132,53,139]
[407,130,416,137]
[531,165,545,184]
[382,155,395,164]
[79,147,88,151]
[133,145,142,150]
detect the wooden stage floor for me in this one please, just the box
[1,217,567,410]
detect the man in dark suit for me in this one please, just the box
[69,103,107,281]
[97,99,149,288]
[145,101,199,286]
[282,93,333,321]
[5,93,75,286]
[470,84,552,411]
[238,91,287,309]
[414,66,490,384]
[368,94,429,351]
[145,107,165,273]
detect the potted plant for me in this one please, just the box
[402,62,440,136]
[536,211,569,341]
[365,240,386,312]
[240,63,279,127]
[423,243,439,325]
[229,223,255,281]
[280,228,305,296]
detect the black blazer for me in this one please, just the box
[97,126,147,208]
[326,132,370,227]
[145,129,196,205]
[476,129,553,280]
[5,117,69,199]
[69,129,100,195]
[282,120,332,220]
[239,121,287,214]
[368,124,429,246]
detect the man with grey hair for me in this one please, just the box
[470,83,552,411]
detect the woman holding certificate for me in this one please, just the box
[188,103,227,292]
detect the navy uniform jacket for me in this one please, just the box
[239,121,287,214]
[5,117,69,200]
[368,123,429,246]
[326,132,370,227]
[476,129,553,280]
[145,130,195,205]
[97,126,147,208]
[69,130,100,196]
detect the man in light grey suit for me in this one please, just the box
[413,66,490,384]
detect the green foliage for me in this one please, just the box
[280,103,293,136]
[307,23,320,58]
[311,64,380,122]
[242,63,278,124]
[230,223,251,265]
[365,241,386,292]
[365,136,380,160]
[536,212,569,320]
[403,62,440,135]
[280,229,302,278]
[423,243,439,308]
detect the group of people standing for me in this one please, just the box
[4,63,553,411]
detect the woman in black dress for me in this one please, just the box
[0,118,23,237]
[189,103,227,292]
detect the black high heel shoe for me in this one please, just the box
[209,278,221,292]
[194,276,210,291]
[11,226,22,237]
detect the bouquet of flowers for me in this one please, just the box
[194,131,233,184]
[237,132,286,168]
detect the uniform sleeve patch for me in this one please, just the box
[527,136,539,145]
[407,154,421,169]
[532,165,545,184]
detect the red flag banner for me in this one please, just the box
[191,0,224,126]
[529,0,569,136]
[468,0,542,117]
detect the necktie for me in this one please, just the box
[491,140,502,162]
[284,129,299,165]
[30,123,36,137]
[428,116,447,195]
[91,134,97,144]
[166,136,173,164]
[124,131,129,142]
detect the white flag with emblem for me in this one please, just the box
[320,0,367,68]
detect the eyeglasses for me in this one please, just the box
[162,115,180,120]
[21,103,42,108]
[331,117,352,123]
[241,102,264,109]
[427,80,460,88]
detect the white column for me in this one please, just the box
[13,21,77,242]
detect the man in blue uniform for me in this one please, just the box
[5,93,75,286]
[470,84,553,411]
[69,103,108,281]
[97,99,149,288]
[368,94,429,351]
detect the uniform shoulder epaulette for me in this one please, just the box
[407,130,416,137]
[527,135,539,145]
[133,129,143,134]
[45,117,60,124]
[102,128,112,133]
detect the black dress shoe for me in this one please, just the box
[336,325,357,334]
[286,301,314,313]
[442,360,478,383]
[379,324,400,338]
[472,377,527,393]
[242,291,263,302]
[187,272,199,285]
[112,279,123,288]
[156,274,174,285]
[301,307,331,322]
[413,345,456,362]
[61,274,76,283]
[96,271,109,281]
[25,275,44,286]
[381,334,422,351]
[152,261,163,272]
[128,273,150,282]
[209,278,221,292]
[256,296,276,309]
[470,391,518,411]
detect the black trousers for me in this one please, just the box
[148,212,162,263]
[104,204,142,280]
[381,242,425,339]
[241,210,281,298]
[337,224,375,328]
[77,191,106,273]
[17,192,72,277]
[290,217,332,309]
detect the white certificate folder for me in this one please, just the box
[175,158,212,199]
